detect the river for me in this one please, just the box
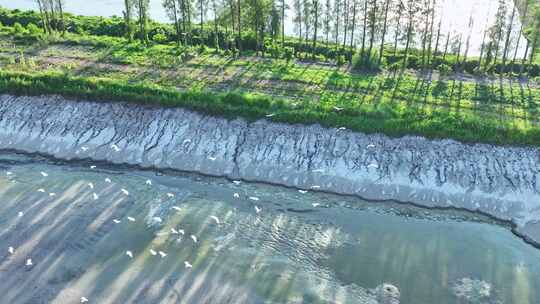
[0,0,528,57]
[0,151,539,303]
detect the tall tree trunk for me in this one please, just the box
[237,0,242,52]
[313,0,319,56]
[426,0,435,68]
[361,0,368,58]
[349,0,357,50]
[403,18,413,68]
[442,30,450,60]
[367,0,377,61]
[36,0,50,34]
[342,0,349,48]
[281,0,285,47]
[378,0,390,65]
[462,14,473,65]
[501,5,516,69]
[393,10,400,56]
[433,18,442,58]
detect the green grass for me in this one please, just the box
[2,70,540,146]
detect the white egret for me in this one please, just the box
[158,251,167,258]
[104,178,112,183]
[367,144,376,149]
[233,193,240,198]
[127,217,136,222]
[6,171,12,176]
[337,127,346,131]
[80,297,89,303]
[166,193,174,198]
[113,219,121,224]
[40,172,48,177]
[18,211,23,217]
[81,147,89,152]
[312,203,321,207]
[8,247,14,254]
[149,249,157,256]
[178,229,185,235]
[208,156,217,161]
[265,113,275,117]
[26,258,33,266]
[126,251,133,258]
[249,196,259,201]
[311,185,321,189]
[333,106,344,111]
[145,180,152,185]
[152,217,163,223]
[90,165,96,169]
[88,182,94,189]
[92,193,99,200]
[37,188,45,193]
[171,206,182,212]
[121,189,129,195]
[298,190,308,194]
[254,206,262,214]
[210,216,220,224]
[171,228,179,234]
[184,261,193,268]
[232,180,241,185]
[111,144,121,152]
[183,139,191,144]
[190,235,198,243]
[49,193,56,197]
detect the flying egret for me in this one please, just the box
[6,171,12,176]
[145,180,152,185]
[232,180,241,185]
[178,229,185,235]
[337,127,347,131]
[210,216,220,225]
[92,193,99,200]
[18,211,23,217]
[333,106,344,111]
[190,235,198,243]
[37,188,45,193]
[126,251,133,258]
[81,147,89,152]
[183,139,191,144]
[233,193,240,198]
[166,193,174,198]
[265,113,275,117]
[208,156,217,161]
[40,172,48,177]
[367,144,376,149]
[80,297,89,303]
[8,247,14,254]
[311,185,321,189]
[113,219,121,224]
[171,206,182,212]
[184,261,193,268]
[111,144,121,152]
[249,196,259,201]
[88,182,94,189]
[104,178,111,183]
[298,190,308,194]
[367,163,379,169]
[90,165,96,169]
[49,192,56,197]
[26,258,33,266]
[149,249,157,256]
[312,203,321,207]
[127,217,136,222]
[254,206,262,214]
[158,251,167,258]
[171,228,179,234]
[121,189,129,195]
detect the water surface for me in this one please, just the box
[0,152,539,303]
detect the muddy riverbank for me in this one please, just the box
[0,94,539,245]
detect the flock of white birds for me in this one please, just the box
[2,141,332,303]
[3,143,293,303]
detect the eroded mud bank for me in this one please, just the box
[1,94,539,244]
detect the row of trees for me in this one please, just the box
[29,0,540,72]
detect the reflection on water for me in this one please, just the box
[0,152,539,303]
[0,0,526,56]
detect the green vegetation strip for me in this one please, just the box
[1,70,539,146]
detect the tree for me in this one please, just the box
[281,0,287,47]
[135,0,150,44]
[34,0,51,34]
[366,0,378,62]
[312,0,321,54]
[501,4,516,68]
[402,0,419,68]
[484,0,507,67]
[163,0,182,45]
[324,0,331,46]
[124,0,136,41]
[392,0,404,56]
[378,0,391,65]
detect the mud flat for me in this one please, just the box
[0,94,539,244]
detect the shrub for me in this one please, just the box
[437,64,452,75]
[352,49,381,72]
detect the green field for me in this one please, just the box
[1,20,540,146]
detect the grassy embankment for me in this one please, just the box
[0,21,540,146]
